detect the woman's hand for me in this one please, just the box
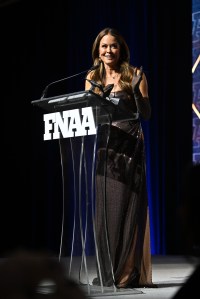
[132,66,143,94]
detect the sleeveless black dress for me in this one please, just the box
[93,91,153,288]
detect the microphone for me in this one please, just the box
[85,79,104,93]
[103,84,114,98]
[40,63,101,99]
[85,79,114,98]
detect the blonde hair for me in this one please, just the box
[89,27,135,96]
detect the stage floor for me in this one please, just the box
[0,254,198,298]
[63,255,198,298]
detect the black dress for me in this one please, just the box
[93,91,153,288]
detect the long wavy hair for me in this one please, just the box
[89,27,135,96]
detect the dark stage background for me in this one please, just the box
[1,0,192,256]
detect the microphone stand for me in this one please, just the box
[41,64,100,100]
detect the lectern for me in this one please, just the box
[31,90,141,297]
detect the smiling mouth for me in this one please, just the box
[105,55,114,59]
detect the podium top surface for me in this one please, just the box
[31,90,115,112]
[31,90,139,122]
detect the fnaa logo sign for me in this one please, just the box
[43,107,96,140]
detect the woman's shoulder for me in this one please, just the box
[85,71,93,79]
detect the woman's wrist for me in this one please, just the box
[133,89,143,100]
[134,93,151,120]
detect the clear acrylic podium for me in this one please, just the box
[31,90,142,297]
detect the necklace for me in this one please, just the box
[106,73,119,80]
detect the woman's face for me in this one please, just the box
[99,34,120,68]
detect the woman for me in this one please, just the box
[85,27,153,288]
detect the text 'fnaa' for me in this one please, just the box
[43,107,96,140]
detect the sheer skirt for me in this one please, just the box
[93,120,153,288]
